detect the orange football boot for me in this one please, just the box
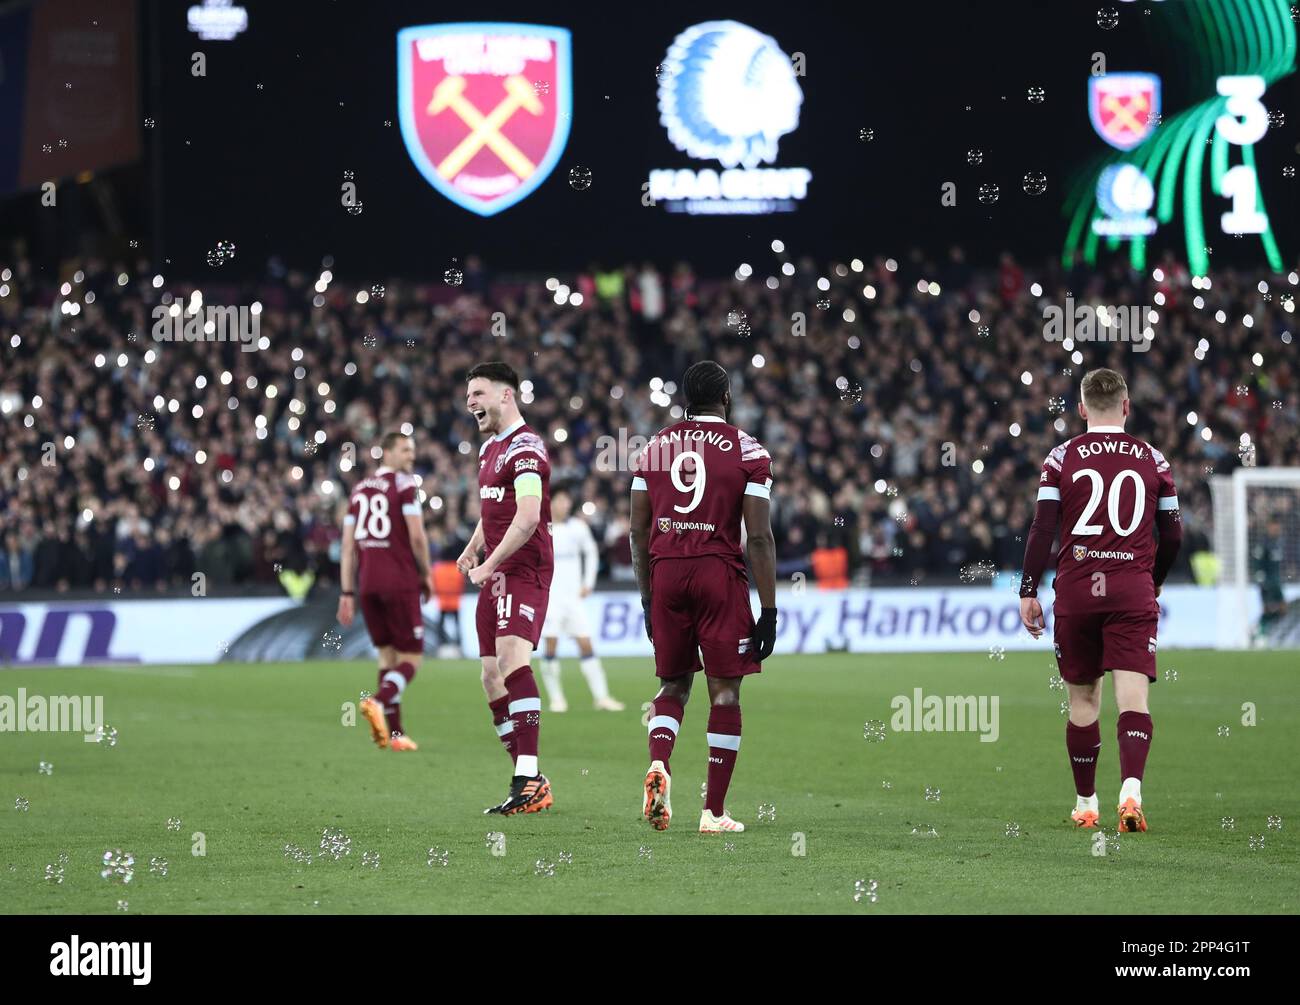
[1118,797,1148,833]
[643,762,672,831]
[1071,808,1100,829]
[359,697,390,749]
[499,775,554,816]
[389,735,419,752]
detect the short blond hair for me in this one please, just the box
[1080,368,1128,413]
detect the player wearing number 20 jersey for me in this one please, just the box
[1020,369,1182,836]
[1023,423,1181,677]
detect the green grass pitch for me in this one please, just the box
[1,650,1295,914]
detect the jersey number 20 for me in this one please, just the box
[1070,468,1145,537]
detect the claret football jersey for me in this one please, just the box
[1037,426,1178,615]
[477,418,554,578]
[631,414,772,575]
[346,466,423,594]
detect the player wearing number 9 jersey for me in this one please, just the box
[630,361,778,836]
[1019,369,1182,835]
[337,432,432,753]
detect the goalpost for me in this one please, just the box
[1211,467,1300,649]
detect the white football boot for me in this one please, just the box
[699,809,745,833]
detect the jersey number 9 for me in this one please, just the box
[670,450,706,514]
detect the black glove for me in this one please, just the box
[642,600,653,644]
[753,608,778,662]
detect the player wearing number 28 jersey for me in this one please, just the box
[1019,369,1182,835]
[630,361,778,836]
[338,432,432,753]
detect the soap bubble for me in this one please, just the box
[568,166,592,191]
[853,878,879,903]
[100,849,135,884]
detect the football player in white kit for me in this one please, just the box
[539,486,625,712]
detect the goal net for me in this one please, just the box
[1211,468,1300,649]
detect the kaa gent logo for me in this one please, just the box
[649,20,811,214]
[397,22,572,216]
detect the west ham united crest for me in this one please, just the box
[658,517,672,533]
[1088,73,1160,151]
[1073,544,1088,561]
[397,22,572,216]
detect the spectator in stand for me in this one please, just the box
[0,249,1295,595]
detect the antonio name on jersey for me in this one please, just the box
[639,424,737,470]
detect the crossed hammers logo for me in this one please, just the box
[427,74,544,180]
[1101,91,1150,138]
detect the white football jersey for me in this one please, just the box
[549,516,598,595]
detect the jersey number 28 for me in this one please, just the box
[353,493,392,540]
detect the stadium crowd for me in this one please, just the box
[1,247,1296,595]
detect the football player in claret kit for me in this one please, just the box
[1019,369,1182,833]
[460,361,555,816]
[337,432,432,753]
[630,361,779,835]
[539,484,624,713]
